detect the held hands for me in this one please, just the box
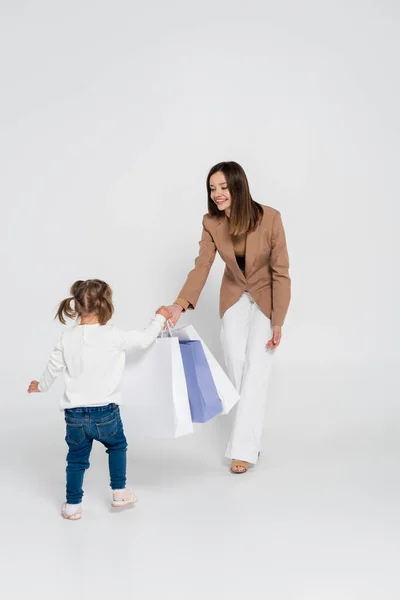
[28,380,40,393]
[162,304,183,330]
[156,306,173,321]
[266,326,282,351]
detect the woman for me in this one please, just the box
[167,162,291,474]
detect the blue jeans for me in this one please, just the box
[64,404,127,504]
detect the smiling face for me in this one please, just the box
[209,171,232,212]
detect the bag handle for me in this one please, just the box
[159,320,173,338]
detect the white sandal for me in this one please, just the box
[112,489,138,508]
[61,503,82,520]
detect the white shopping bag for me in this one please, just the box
[121,336,193,438]
[169,325,239,414]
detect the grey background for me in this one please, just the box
[1,1,399,598]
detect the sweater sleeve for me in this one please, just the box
[270,211,291,327]
[38,339,66,392]
[116,314,166,351]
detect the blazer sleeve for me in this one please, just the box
[270,211,291,327]
[174,217,217,310]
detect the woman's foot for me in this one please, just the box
[230,460,249,474]
[230,452,260,474]
[61,502,82,520]
[112,488,138,507]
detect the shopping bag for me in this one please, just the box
[179,340,223,423]
[170,325,240,414]
[120,336,193,438]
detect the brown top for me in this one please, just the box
[232,232,246,257]
[174,206,290,326]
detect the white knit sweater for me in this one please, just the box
[38,314,166,409]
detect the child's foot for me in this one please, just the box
[112,488,138,508]
[61,502,82,520]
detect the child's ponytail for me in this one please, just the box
[56,297,77,324]
[55,279,114,325]
[98,295,114,326]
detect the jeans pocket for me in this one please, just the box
[66,423,86,445]
[96,416,118,441]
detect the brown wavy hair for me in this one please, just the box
[55,279,114,325]
[207,161,263,236]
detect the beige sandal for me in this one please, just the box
[230,460,249,474]
[230,452,261,474]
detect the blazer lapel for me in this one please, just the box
[216,217,247,284]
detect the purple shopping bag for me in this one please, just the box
[179,340,223,423]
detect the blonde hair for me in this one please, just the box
[56,279,114,325]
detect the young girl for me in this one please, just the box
[28,279,171,520]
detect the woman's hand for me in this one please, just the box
[266,326,282,350]
[28,380,40,393]
[163,304,183,329]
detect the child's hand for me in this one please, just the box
[28,380,40,393]
[156,306,173,321]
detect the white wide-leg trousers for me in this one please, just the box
[221,292,274,464]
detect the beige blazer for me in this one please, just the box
[176,205,291,327]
